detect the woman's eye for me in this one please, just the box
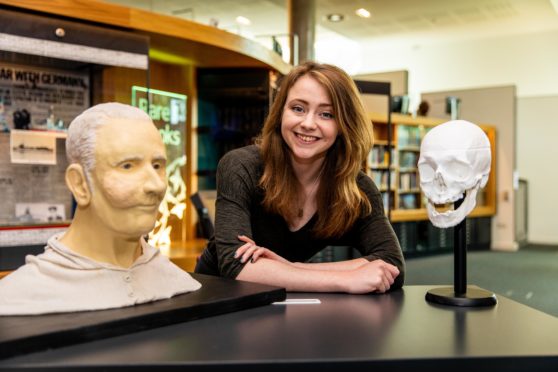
[291,105,304,113]
[320,111,334,119]
[153,162,161,170]
[121,163,133,170]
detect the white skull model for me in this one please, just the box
[418,120,491,228]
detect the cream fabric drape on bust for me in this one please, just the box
[0,233,201,315]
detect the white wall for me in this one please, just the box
[517,95,558,244]
[354,29,558,100]
[323,28,558,246]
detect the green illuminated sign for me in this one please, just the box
[131,86,188,247]
[131,86,186,147]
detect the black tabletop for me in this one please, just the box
[0,273,286,360]
[1,284,557,371]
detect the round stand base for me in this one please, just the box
[425,286,497,307]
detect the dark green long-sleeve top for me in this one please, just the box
[197,145,405,290]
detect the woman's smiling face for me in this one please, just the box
[281,74,339,166]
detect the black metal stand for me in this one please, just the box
[425,198,497,307]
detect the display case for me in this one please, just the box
[0,6,150,273]
[196,67,276,190]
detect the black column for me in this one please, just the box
[287,0,316,65]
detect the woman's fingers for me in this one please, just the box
[235,235,258,262]
[388,264,400,277]
[234,241,253,258]
[241,245,268,263]
[236,236,288,265]
[250,248,266,263]
[379,263,397,292]
[236,235,271,263]
[238,235,255,244]
[240,245,259,263]
[382,276,391,292]
[384,267,395,285]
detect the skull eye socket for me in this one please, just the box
[418,163,435,181]
[447,161,472,182]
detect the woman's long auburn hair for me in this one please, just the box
[256,61,374,238]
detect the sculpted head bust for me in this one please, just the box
[61,102,167,267]
[0,102,201,316]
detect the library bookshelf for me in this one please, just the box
[368,112,496,223]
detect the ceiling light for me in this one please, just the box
[326,13,344,22]
[235,16,251,26]
[355,8,371,18]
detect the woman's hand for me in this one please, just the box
[343,259,400,294]
[235,235,290,264]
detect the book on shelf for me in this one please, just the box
[381,192,391,212]
[399,151,418,168]
[370,169,396,190]
[399,172,418,190]
[368,145,386,167]
[370,170,383,188]
[399,194,419,209]
[397,125,421,147]
[368,145,396,168]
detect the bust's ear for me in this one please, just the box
[65,164,91,207]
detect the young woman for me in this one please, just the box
[195,61,404,293]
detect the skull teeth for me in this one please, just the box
[425,184,482,228]
[427,202,455,216]
[433,203,454,210]
[429,192,464,205]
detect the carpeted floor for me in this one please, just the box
[404,245,558,317]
